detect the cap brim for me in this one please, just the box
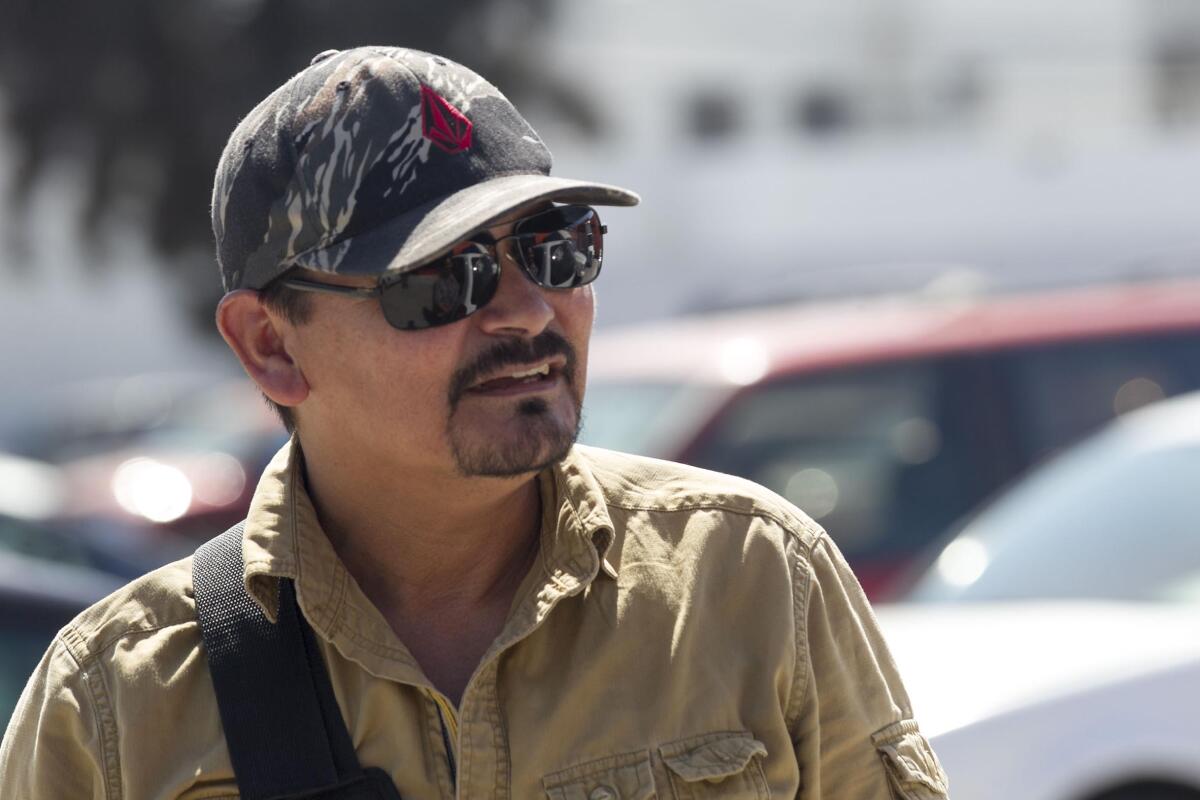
[289,173,639,278]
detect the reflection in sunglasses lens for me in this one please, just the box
[527,238,576,288]
[515,208,601,289]
[381,253,500,330]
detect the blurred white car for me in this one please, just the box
[877,390,1200,800]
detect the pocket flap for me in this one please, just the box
[659,731,768,783]
[543,749,656,800]
[872,720,949,799]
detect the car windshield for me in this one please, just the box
[683,363,985,565]
[910,421,1200,603]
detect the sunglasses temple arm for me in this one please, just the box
[277,278,382,299]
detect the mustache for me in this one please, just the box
[448,330,577,408]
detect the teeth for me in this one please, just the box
[508,363,551,380]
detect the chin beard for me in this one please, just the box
[449,395,582,478]
[445,330,584,477]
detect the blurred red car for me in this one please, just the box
[581,278,1200,598]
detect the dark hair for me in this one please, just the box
[257,276,314,434]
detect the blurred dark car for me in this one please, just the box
[0,551,124,727]
[3,375,285,542]
[0,512,191,580]
[2,371,235,465]
[50,380,288,541]
[581,278,1200,598]
[0,451,193,578]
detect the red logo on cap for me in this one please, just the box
[421,85,472,154]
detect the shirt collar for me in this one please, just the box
[239,439,619,627]
[540,446,619,582]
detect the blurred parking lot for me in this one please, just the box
[581,279,1200,600]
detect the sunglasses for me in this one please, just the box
[277,204,605,331]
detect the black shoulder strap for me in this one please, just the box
[193,523,402,800]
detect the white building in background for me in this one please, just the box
[534,0,1200,150]
[5,0,1200,421]
[523,0,1200,323]
[0,145,232,442]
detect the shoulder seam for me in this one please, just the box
[60,629,124,800]
[785,530,827,732]
[603,498,823,544]
[64,618,199,667]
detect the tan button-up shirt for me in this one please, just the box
[1,441,947,799]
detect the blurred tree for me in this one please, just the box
[0,0,590,327]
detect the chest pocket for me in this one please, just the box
[542,733,768,800]
[659,732,769,799]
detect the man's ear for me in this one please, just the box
[215,290,309,409]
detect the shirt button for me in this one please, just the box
[589,787,617,800]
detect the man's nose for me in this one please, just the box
[473,257,555,337]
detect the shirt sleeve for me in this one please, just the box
[0,635,108,800]
[790,533,949,800]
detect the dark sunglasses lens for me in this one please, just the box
[379,244,499,330]
[513,205,603,289]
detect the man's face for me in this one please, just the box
[279,203,594,479]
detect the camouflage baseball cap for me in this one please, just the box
[212,46,639,291]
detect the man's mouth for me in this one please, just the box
[448,331,577,408]
[466,360,562,394]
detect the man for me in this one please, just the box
[0,46,948,799]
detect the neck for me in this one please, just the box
[299,437,544,619]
